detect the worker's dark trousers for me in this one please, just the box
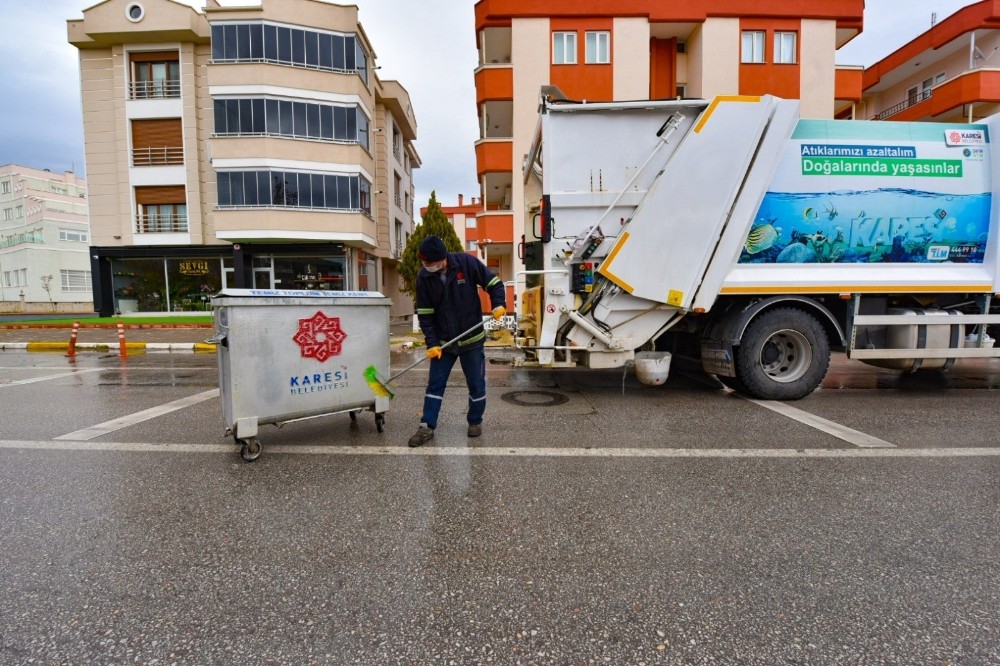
[420,346,486,429]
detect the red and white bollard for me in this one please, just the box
[66,321,80,357]
[117,321,127,358]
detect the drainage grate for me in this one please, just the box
[500,390,570,407]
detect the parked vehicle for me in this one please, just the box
[516,93,1000,399]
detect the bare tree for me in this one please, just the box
[40,274,56,311]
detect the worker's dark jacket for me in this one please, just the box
[415,252,506,353]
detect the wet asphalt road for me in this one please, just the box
[0,349,998,665]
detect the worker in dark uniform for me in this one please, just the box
[408,236,506,447]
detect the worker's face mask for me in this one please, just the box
[423,259,446,273]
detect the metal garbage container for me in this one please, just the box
[211,288,391,461]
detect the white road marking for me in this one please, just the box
[53,389,220,441]
[739,396,896,448]
[1,440,996,458]
[0,368,103,387]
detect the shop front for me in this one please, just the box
[90,243,370,316]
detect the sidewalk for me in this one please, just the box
[0,321,421,353]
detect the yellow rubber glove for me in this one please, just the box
[426,346,442,360]
[492,306,506,320]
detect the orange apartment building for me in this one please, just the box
[472,0,866,302]
[68,0,419,317]
[849,0,1000,123]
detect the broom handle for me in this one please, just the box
[385,319,488,383]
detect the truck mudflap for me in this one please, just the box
[701,340,736,377]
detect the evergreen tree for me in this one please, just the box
[398,191,464,296]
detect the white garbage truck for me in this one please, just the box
[516,93,1000,399]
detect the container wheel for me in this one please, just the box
[239,437,262,462]
[375,413,385,433]
[735,308,829,400]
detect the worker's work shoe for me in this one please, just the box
[408,424,434,447]
[467,424,482,438]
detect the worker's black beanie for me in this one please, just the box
[419,236,447,262]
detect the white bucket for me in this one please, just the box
[634,351,672,386]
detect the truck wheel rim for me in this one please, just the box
[759,329,812,383]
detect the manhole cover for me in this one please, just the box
[501,390,569,407]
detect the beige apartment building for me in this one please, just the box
[0,165,92,313]
[68,0,419,317]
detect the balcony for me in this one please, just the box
[132,146,183,166]
[476,211,514,244]
[130,79,181,100]
[872,69,1000,121]
[475,138,513,177]
[475,65,513,105]
[135,214,188,234]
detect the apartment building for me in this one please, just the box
[852,0,1000,123]
[472,0,865,288]
[68,0,419,317]
[0,165,92,313]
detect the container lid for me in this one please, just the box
[215,288,386,299]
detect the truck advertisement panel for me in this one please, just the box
[739,120,991,265]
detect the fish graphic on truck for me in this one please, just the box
[739,121,990,265]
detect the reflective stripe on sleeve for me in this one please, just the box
[416,308,434,314]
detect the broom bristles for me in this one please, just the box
[363,365,394,399]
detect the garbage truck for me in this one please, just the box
[515,93,1000,399]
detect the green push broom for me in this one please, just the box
[364,320,489,399]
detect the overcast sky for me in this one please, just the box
[0,0,981,211]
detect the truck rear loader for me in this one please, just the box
[516,93,1000,400]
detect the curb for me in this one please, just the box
[1,342,219,353]
[2,337,419,353]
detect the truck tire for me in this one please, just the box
[735,308,829,400]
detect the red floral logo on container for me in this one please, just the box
[948,130,962,144]
[293,311,347,362]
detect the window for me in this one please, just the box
[585,31,610,64]
[0,180,9,194]
[553,32,577,64]
[139,204,187,233]
[395,220,403,256]
[15,206,22,218]
[466,216,477,228]
[131,56,180,99]
[741,30,764,63]
[393,172,402,207]
[774,32,797,64]
[61,270,92,292]
[3,269,28,288]
[213,97,368,144]
[217,170,371,215]
[59,228,89,242]
[392,127,401,160]
[467,240,478,251]
[919,72,946,101]
[2,208,10,220]
[210,22,368,80]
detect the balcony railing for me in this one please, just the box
[135,214,188,234]
[129,79,181,100]
[132,146,183,166]
[874,91,931,120]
